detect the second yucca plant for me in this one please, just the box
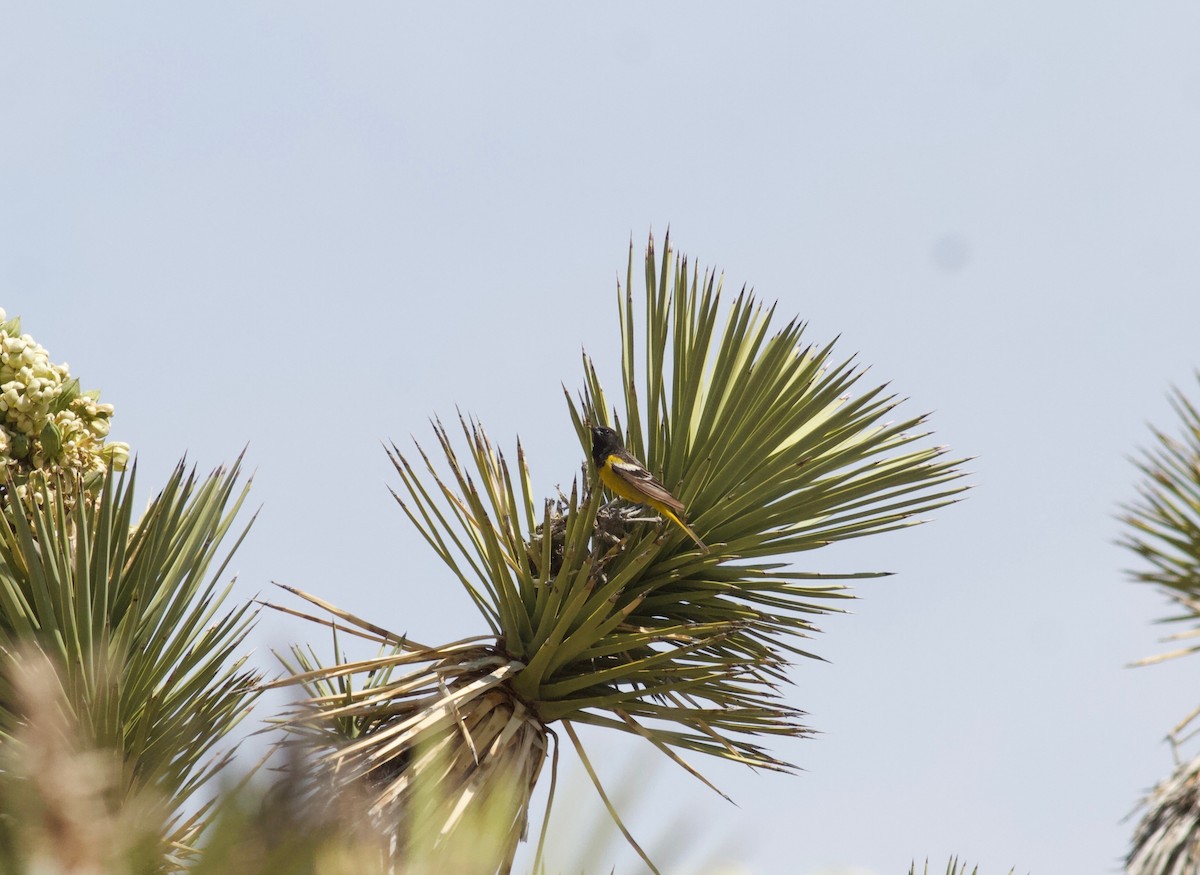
[272,235,965,874]
[1122,379,1200,874]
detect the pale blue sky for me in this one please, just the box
[5,4,1200,872]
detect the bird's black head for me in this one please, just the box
[590,425,623,467]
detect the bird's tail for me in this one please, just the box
[663,509,710,554]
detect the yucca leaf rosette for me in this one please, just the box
[0,460,261,867]
[270,236,966,873]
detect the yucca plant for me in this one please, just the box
[0,459,261,870]
[1121,377,1200,872]
[270,234,966,874]
[0,312,261,872]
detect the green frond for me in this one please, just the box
[559,236,962,736]
[1121,377,1200,664]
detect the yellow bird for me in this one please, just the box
[590,425,708,553]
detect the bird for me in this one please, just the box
[589,425,709,553]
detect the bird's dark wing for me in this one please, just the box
[610,451,686,513]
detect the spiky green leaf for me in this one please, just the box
[1121,377,1200,664]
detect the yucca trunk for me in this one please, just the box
[277,641,548,874]
[1127,751,1200,875]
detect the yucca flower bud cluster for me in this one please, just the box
[0,309,129,503]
